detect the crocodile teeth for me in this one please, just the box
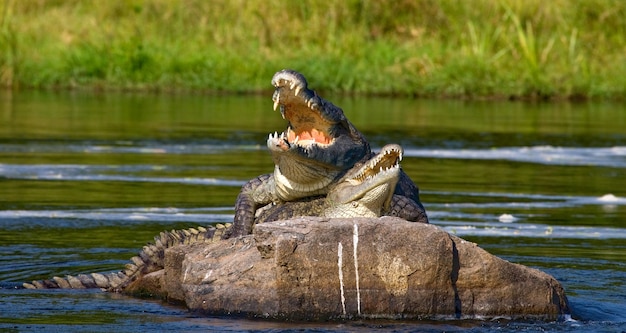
[294,86,301,96]
[273,94,280,111]
[268,131,281,141]
[290,82,296,90]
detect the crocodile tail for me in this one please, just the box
[23,224,231,291]
[124,223,231,280]
[22,271,128,290]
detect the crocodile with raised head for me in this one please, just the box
[229,69,427,237]
[23,144,425,291]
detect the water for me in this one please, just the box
[1,90,625,332]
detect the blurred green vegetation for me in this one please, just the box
[0,0,625,99]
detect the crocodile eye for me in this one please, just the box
[351,202,359,208]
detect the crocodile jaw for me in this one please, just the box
[266,69,368,200]
[325,168,400,218]
[270,69,351,155]
[267,131,342,200]
[326,144,403,217]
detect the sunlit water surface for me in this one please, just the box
[1,91,625,332]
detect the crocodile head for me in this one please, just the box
[325,144,403,218]
[267,69,370,200]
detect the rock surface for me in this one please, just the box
[136,217,570,320]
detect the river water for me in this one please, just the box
[0,90,625,332]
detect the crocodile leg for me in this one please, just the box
[227,173,279,238]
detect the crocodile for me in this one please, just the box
[229,69,427,237]
[23,144,424,291]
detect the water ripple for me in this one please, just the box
[0,142,262,154]
[0,164,245,186]
[0,207,234,229]
[438,220,626,239]
[403,146,626,168]
[425,191,626,209]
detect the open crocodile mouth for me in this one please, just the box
[329,144,403,209]
[348,144,403,185]
[270,70,335,147]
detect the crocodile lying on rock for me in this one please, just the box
[229,69,427,237]
[24,144,418,291]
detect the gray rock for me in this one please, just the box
[156,217,569,320]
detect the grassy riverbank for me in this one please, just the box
[1,0,625,99]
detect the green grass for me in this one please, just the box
[1,0,625,99]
